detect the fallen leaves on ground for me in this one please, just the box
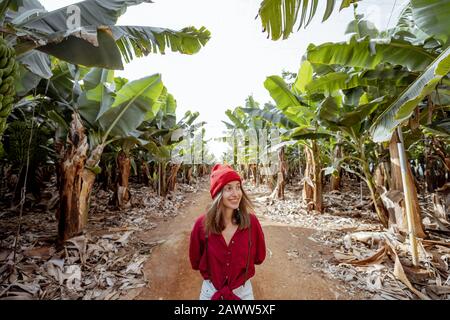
[246,177,450,300]
[0,179,202,300]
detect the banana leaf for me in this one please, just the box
[370,46,450,142]
[264,76,312,114]
[241,107,297,129]
[305,72,374,95]
[307,36,437,72]
[293,60,313,94]
[257,0,359,40]
[78,73,164,139]
[8,0,210,82]
[411,0,450,45]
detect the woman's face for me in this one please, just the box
[221,181,242,210]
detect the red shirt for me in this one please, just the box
[189,213,266,300]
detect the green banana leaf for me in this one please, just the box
[241,107,297,129]
[84,69,115,120]
[257,0,359,40]
[38,27,124,70]
[143,140,171,162]
[113,26,211,61]
[78,73,164,139]
[103,74,164,137]
[293,60,313,94]
[9,0,152,33]
[305,72,374,95]
[289,126,334,140]
[16,50,52,79]
[320,96,383,127]
[421,119,450,139]
[370,46,450,142]
[345,17,379,39]
[225,110,247,130]
[392,4,432,46]
[14,64,42,96]
[411,0,450,45]
[307,36,437,72]
[8,0,210,83]
[264,76,311,112]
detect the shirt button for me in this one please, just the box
[226,263,229,266]
[227,251,231,255]
[231,240,234,244]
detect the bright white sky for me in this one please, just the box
[41,0,408,159]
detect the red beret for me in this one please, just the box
[210,164,242,199]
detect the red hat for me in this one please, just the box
[210,164,242,199]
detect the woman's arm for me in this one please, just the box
[189,216,205,270]
[252,215,266,265]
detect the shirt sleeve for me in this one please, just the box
[252,215,266,265]
[189,216,205,270]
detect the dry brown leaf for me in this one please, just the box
[0,249,12,261]
[334,251,357,263]
[125,257,146,274]
[385,239,431,300]
[66,236,87,264]
[349,246,388,266]
[115,231,134,246]
[23,246,55,259]
[65,265,82,291]
[428,285,450,295]
[11,283,40,296]
[0,291,35,300]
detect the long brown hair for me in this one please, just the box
[204,184,254,234]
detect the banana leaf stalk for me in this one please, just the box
[396,127,420,266]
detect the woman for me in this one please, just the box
[189,164,266,300]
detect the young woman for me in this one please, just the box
[189,164,266,300]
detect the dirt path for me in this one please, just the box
[129,183,362,300]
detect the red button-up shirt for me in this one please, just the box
[189,213,266,299]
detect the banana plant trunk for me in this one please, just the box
[184,165,193,185]
[141,160,150,186]
[312,140,323,213]
[302,145,315,211]
[362,161,389,228]
[58,113,104,243]
[277,146,287,199]
[54,136,65,191]
[167,162,181,193]
[249,164,258,186]
[258,164,264,185]
[158,162,168,197]
[115,150,131,209]
[389,131,426,238]
[331,143,342,191]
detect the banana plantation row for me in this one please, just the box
[0,0,449,263]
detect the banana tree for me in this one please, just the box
[241,99,299,198]
[317,95,394,227]
[1,96,54,203]
[264,71,330,212]
[223,102,254,179]
[139,95,201,197]
[223,97,282,189]
[57,67,164,242]
[110,134,145,208]
[301,9,449,226]
[370,47,450,143]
